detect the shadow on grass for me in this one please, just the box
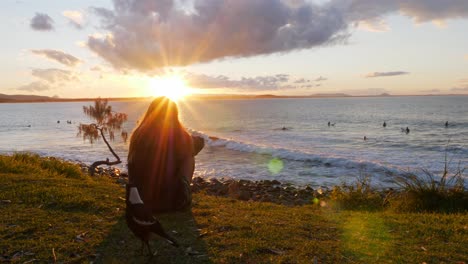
[94,210,213,264]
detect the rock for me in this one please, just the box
[216,185,229,196]
[238,190,251,201]
[116,178,126,184]
[193,177,205,184]
[228,181,241,198]
[210,178,221,185]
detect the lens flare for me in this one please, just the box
[268,158,284,175]
[312,197,319,204]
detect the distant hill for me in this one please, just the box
[190,93,354,100]
[0,93,54,102]
[310,93,351,97]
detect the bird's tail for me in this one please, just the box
[126,183,179,247]
[150,221,180,247]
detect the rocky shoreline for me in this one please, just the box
[79,164,334,206]
[190,177,322,206]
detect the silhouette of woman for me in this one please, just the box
[127,97,204,213]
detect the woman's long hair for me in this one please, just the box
[127,97,193,210]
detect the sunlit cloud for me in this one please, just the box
[17,81,51,92]
[431,20,447,28]
[30,13,54,31]
[31,49,81,67]
[398,1,468,23]
[348,0,468,24]
[365,71,409,78]
[31,68,78,83]
[87,0,468,71]
[88,0,350,70]
[185,73,298,91]
[177,72,328,92]
[357,19,390,32]
[63,10,85,29]
[464,54,468,60]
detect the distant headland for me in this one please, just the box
[0,92,466,103]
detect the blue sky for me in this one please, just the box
[1,0,467,98]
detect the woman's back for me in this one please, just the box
[128,97,194,213]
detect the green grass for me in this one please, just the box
[1,154,467,263]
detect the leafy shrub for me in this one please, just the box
[390,165,467,213]
[330,171,385,211]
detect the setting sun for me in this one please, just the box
[149,75,191,101]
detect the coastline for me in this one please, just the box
[1,93,468,104]
[79,159,392,207]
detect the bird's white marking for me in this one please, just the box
[133,216,155,226]
[129,187,144,204]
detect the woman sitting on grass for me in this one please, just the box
[127,97,204,213]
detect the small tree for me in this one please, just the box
[78,98,128,175]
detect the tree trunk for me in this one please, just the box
[89,159,122,176]
[89,128,122,176]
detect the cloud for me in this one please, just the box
[90,66,103,72]
[185,73,296,90]
[31,68,78,83]
[347,0,468,24]
[88,0,350,70]
[88,0,468,71]
[294,78,311,84]
[365,71,409,78]
[30,13,54,31]
[341,88,390,96]
[63,10,85,29]
[451,87,468,92]
[357,19,390,32]
[315,76,328,82]
[17,81,51,92]
[420,89,441,93]
[465,54,468,60]
[397,1,468,23]
[31,49,81,67]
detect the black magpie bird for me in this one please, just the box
[125,183,179,255]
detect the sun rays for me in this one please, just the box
[148,74,192,102]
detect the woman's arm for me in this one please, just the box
[192,135,205,156]
[178,156,195,184]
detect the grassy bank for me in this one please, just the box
[1,154,467,263]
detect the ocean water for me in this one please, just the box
[0,96,467,187]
